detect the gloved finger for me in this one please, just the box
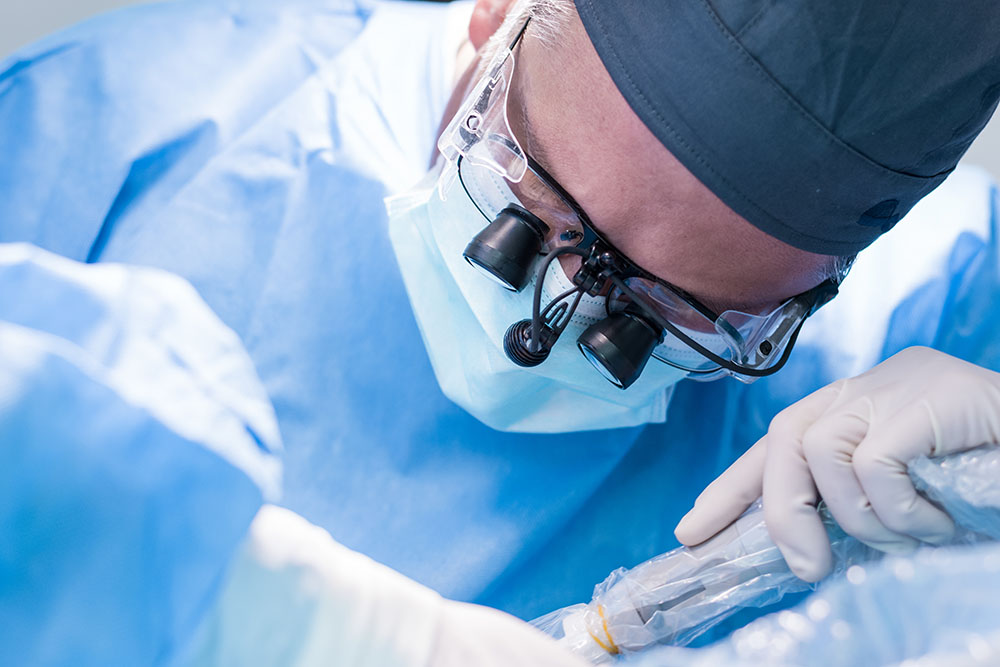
[761,384,845,582]
[853,400,956,544]
[676,382,841,547]
[674,439,767,546]
[763,441,831,582]
[801,400,920,554]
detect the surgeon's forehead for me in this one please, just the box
[508,29,587,196]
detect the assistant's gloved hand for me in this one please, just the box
[674,347,1000,582]
[185,505,588,667]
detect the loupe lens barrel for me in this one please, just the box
[463,205,548,292]
[577,312,663,389]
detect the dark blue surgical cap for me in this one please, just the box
[574,0,1000,254]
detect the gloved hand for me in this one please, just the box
[674,347,1000,582]
[186,505,588,667]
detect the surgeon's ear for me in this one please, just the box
[469,0,517,50]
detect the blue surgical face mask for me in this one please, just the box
[386,161,689,433]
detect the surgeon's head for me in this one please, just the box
[458,0,838,317]
[427,0,1000,398]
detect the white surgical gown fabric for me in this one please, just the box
[182,505,588,667]
[1,0,998,657]
[0,244,281,666]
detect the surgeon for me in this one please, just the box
[1,0,999,638]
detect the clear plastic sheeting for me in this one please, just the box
[530,504,879,663]
[626,544,1000,667]
[532,447,1000,663]
[910,448,1000,540]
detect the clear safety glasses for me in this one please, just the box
[437,19,842,387]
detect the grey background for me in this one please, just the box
[2,0,999,182]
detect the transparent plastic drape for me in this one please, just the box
[532,446,1000,663]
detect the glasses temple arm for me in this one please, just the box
[607,274,808,379]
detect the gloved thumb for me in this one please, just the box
[674,439,767,546]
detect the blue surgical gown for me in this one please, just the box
[0,244,282,666]
[1,0,998,627]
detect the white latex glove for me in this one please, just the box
[674,347,1000,582]
[185,505,588,667]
